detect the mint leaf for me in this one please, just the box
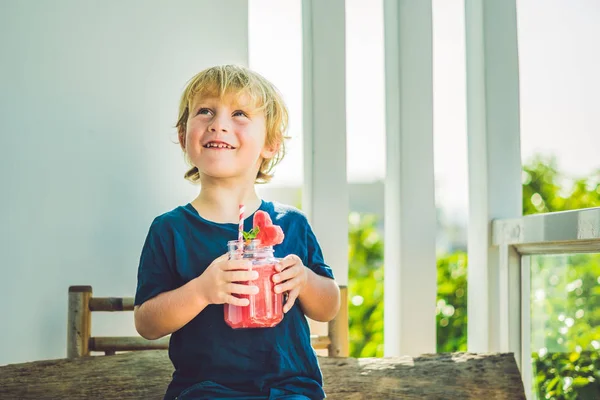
[242,226,260,241]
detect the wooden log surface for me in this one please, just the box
[0,351,524,399]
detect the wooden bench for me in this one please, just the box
[67,285,349,358]
[0,350,526,399]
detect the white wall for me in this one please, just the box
[0,0,248,365]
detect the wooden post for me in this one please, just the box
[67,286,92,358]
[328,286,349,357]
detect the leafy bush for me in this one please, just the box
[348,213,384,357]
[530,253,600,400]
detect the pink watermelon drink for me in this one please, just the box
[225,211,285,329]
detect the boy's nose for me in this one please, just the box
[209,117,229,132]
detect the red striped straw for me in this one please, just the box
[238,204,245,250]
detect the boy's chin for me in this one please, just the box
[199,169,255,181]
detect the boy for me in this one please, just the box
[134,65,340,399]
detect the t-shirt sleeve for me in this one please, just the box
[134,218,179,306]
[305,220,335,280]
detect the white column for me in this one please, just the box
[465,0,522,353]
[301,0,348,286]
[520,256,533,398]
[383,0,436,357]
[499,244,522,363]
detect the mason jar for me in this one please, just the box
[224,240,284,329]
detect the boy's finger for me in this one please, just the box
[226,270,259,282]
[224,294,250,307]
[227,283,259,296]
[274,277,297,294]
[283,287,300,313]
[272,266,298,283]
[277,258,292,270]
[213,253,229,264]
[223,260,253,270]
[275,261,283,272]
[278,255,299,270]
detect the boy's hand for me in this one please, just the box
[195,254,259,307]
[273,254,308,313]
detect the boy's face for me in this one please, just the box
[182,92,276,182]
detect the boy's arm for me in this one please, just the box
[135,255,257,340]
[274,255,341,322]
[298,269,341,322]
[134,277,208,340]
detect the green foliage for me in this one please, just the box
[347,154,600,399]
[530,253,600,400]
[436,252,468,353]
[522,155,600,215]
[347,213,384,357]
[533,351,600,400]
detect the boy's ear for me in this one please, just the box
[261,138,281,159]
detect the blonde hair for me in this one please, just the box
[176,65,289,184]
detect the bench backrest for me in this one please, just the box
[66,285,348,358]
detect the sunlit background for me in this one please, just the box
[251,1,600,398]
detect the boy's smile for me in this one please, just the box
[203,140,236,150]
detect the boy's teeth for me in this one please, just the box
[206,143,233,149]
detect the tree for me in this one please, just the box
[523,155,600,214]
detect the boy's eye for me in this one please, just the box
[197,108,212,116]
[233,110,248,118]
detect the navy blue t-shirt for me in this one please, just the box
[134,200,335,400]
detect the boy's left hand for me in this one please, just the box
[273,254,308,313]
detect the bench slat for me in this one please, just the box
[89,335,331,353]
[90,336,169,352]
[89,297,135,312]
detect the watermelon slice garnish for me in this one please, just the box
[251,211,284,247]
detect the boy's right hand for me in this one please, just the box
[194,254,259,307]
